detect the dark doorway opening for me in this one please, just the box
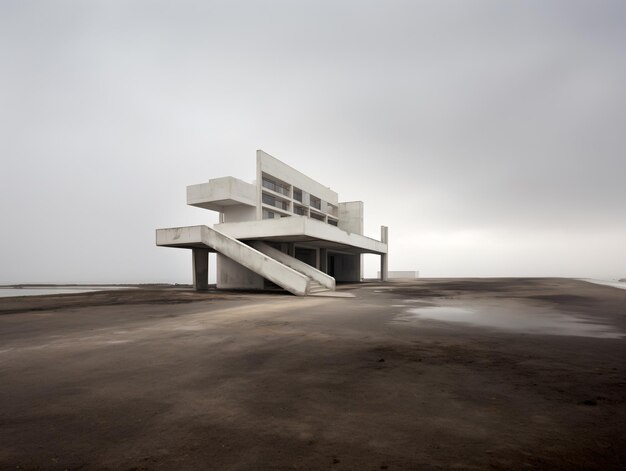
[295,247,316,267]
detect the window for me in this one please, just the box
[262,175,290,196]
[328,219,338,226]
[310,212,325,221]
[262,192,289,211]
[294,204,307,216]
[309,195,321,210]
[293,187,302,202]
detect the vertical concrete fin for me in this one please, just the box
[380,226,389,282]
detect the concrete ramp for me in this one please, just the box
[156,226,311,296]
[252,242,335,293]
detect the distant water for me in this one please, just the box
[0,287,131,298]
[579,279,626,291]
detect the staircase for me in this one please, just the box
[157,226,311,295]
[252,241,336,296]
[157,226,341,296]
[307,279,330,295]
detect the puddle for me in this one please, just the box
[579,279,626,291]
[396,306,625,339]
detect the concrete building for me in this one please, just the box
[156,150,388,295]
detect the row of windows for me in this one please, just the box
[263,210,339,226]
[263,209,290,219]
[263,205,339,226]
[262,192,289,211]
[262,177,290,196]
[263,174,332,214]
[261,174,339,227]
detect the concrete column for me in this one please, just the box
[319,248,328,273]
[192,248,209,291]
[287,242,296,258]
[380,226,389,282]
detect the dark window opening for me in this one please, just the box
[310,195,321,210]
[293,187,303,202]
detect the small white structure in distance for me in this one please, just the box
[377,271,419,280]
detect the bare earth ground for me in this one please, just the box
[0,278,624,470]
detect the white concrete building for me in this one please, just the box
[156,150,388,296]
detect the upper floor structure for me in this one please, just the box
[187,150,366,234]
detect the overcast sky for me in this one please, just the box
[1,0,625,284]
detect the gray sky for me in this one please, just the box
[1,0,625,284]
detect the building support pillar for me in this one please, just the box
[192,248,209,291]
[319,248,328,274]
[380,225,389,282]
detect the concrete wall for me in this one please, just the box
[257,150,339,205]
[338,201,364,235]
[222,205,257,223]
[216,253,265,290]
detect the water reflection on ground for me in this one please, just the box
[579,279,626,290]
[394,305,625,339]
[0,287,133,298]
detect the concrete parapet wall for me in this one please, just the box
[257,150,338,205]
[338,201,364,235]
[187,177,257,211]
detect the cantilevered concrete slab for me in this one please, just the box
[187,177,256,211]
[216,217,387,255]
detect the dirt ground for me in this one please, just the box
[0,278,624,470]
